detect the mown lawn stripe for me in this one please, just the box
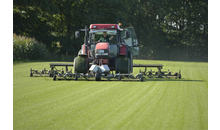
[13,60,208,130]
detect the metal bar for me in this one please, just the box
[50,63,73,67]
[133,64,163,67]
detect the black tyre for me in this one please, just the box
[115,56,130,74]
[95,72,101,81]
[53,75,56,81]
[30,73,33,77]
[140,76,143,82]
[157,74,162,78]
[118,76,122,81]
[75,76,78,81]
[179,70,181,79]
[74,56,88,74]
[49,72,52,77]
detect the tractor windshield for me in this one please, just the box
[89,30,117,44]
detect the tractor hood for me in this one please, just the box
[95,42,110,59]
[95,42,109,50]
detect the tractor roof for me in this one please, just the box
[89,30,116,35]
[90,24,119,30]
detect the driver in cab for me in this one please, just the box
[98,31,114,42]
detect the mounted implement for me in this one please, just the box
[30,23,181,81]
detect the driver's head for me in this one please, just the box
[103,31,107,37]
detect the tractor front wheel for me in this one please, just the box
[74,56,88,74]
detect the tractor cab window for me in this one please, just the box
[90,33,96,44]
[120,27,139,56]
[89,30,117,44]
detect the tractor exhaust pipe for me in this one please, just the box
[84,25,88,45]
[84,25,88,55]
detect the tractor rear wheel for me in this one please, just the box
[74,56,88,74]
[115,56,130,74]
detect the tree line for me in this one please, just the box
[13,0,208,61]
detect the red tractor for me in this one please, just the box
[30,23,181,81]
[73,23,141,81]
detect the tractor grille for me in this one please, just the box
[95,49,109,59]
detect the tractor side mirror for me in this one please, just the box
[75,31,80,38]
[125,31,130,38]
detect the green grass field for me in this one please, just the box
[13,60,208,130]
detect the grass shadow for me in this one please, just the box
[144,78,204,82]
[55,78,143,82]
[30,76,203,82]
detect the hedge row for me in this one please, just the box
[13,39,48,60]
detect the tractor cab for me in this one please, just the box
[88,24,139,57]
[88,30,117,59]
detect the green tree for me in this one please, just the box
[13,0,208,61]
